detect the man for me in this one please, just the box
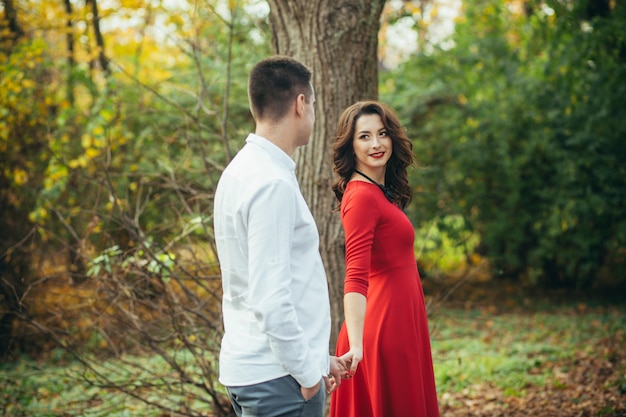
[213,56,344,417]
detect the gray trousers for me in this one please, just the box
[225,375,325,417]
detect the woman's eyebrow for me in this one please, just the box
[357,127,385,135]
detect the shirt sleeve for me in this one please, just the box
[245,179,321,387]
[341,186,381,297]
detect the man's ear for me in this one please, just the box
[294,94,306,117]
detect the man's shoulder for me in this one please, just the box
[225,145,289,180]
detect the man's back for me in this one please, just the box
[213,55,343,417]
[214,133,331,389]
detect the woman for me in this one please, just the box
[330,101,440,417]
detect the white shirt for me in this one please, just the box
[213,133,331,388]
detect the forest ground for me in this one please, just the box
[1,267,624,416]
[423,267,626,417]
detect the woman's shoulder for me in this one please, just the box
[344,179,379,195]
[342,180,385,209]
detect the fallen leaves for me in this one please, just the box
[438,320,626,417]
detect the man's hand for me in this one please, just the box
[301,380,322,401]
[324,355,347,393]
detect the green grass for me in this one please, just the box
[0,350,222,416]
[1,305,624,416]
[430,306,626,397]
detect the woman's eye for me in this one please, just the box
[380,131,388,137]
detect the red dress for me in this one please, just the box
[330,181,440,417]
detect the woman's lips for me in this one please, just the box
[370,152,385,158]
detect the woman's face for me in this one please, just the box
[352,113,393,175]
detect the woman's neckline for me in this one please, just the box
[354,169,385,186]
[348,179,377,185]
[351,169,395,202]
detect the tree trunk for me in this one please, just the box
[1,0,22,38]
[267,0,386,348]
[86,0,109,74]
[63,0,76,105]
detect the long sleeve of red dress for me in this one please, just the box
[330,181,440,417]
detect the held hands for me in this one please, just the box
[300,356,348,400]
[338,346,363,380]
[301,355,348,399]
[324,355,347,394]
[304,352,360,397]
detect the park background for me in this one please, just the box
[1,0,625,415]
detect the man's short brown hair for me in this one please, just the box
[248,56,313,122]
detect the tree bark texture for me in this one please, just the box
[267,0,386,347]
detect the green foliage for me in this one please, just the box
[19,0,271,280]
[0,37,59,355]
[2,0,269,413]
[414,215,480,275]
[382,0,626,288]
[0,38,53,225]
[87,243,175,280]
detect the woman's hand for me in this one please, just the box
[341,292,366,379]
[339,346,363,379]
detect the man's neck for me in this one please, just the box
[255,122,296,157]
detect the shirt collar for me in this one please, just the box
[246,133,296,172]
